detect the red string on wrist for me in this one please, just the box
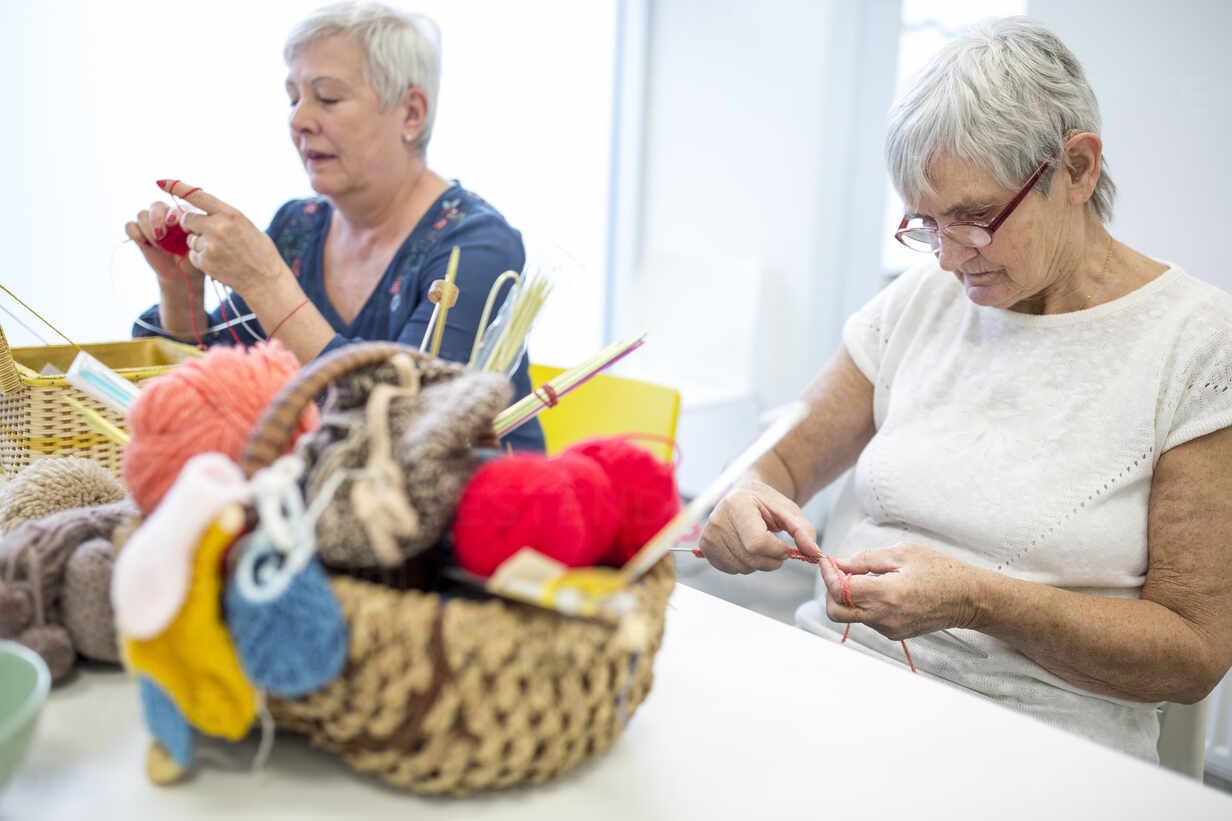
[268,297,311,340]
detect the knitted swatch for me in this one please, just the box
[140,677,195,768]
[224,549,347,698]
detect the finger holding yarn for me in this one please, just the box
[123,340,319,514]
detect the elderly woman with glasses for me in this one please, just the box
[697,17,1232,761]
[124,1,544,450]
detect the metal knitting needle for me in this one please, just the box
[670,546,989,658]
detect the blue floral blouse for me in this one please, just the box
[134,182,545,451]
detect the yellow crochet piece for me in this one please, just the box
[124,505,256,740]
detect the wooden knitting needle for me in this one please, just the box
[419,246,461,356]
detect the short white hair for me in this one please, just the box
[886,17,1116,223]
[285,2,442,154]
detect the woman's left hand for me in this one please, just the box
[819,543,984,640]
[157,180,288,300]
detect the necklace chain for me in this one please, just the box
[1085,236,1115,308]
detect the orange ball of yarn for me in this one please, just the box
[123,341,318,513]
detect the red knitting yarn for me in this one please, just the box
[555,451,620,561]
[564,438,680,566]
[155,218,191,257]
[452,453,597,578]
[123,340,318,513]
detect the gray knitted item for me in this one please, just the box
[304,364,511,568]
[64,538,120,662]
[0,499,140,681]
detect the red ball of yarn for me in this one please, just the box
[554,451,620,561]
[155,219,191,257]
[451,452,617,578]
[565,438,680,566]
[123,340,318,513]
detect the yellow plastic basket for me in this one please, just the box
[0,323,201,478]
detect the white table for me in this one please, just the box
[4,585,1231,820]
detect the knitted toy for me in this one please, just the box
[298,356,511,568]
[0,498,141,681]
[0,457,125,535]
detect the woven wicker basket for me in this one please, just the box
[240,342,677,795]
[0,323,201,478]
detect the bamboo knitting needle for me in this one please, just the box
[420,246,461,356]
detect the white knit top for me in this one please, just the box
[795,260,1232,761]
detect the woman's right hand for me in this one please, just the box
[124,201,204,287]
[697,479,821,574]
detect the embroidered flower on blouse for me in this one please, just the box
[432,198,463,231]
[291,258,302,278]
[303,201,319,215]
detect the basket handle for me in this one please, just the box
[0,323,25,396]
[241,342,437,477]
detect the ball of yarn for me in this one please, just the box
[452,453,601,578]
[565,438,681,566]
[554,452,620,560]
[20,623,75,683]
[123,340,319,513]
[0,457,125,535]
[0,583,33,637]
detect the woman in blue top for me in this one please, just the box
[124,2,544,450]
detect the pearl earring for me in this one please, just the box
[402,133,413,143]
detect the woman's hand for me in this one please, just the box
[819,543,983,640]
[697,479,821,574]
[157,180,289,300]
[124,201,204,287]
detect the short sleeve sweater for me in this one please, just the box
[795,260,1232,761]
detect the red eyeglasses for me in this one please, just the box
[894,159,1052,253]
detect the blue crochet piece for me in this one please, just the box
[140,677,194,768]
[224,550,348,698]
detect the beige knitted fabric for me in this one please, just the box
[0,457,125,535]
[269,557,676,795]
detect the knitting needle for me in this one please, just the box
[670,546,989,658]
[419,246,461,357]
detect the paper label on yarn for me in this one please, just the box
[487,547,567,602]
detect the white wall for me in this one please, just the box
[0,0,614,365]
[1029,0,1232,291]
[614,0,901,501]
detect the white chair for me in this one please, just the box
[1158,698,1209,779]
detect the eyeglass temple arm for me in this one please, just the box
[986,161,1052,232]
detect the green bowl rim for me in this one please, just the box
[0,640,50,742]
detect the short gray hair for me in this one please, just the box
[886,17,1116,223]
[285,2,442,154]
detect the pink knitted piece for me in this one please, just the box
[111,453,249,640]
